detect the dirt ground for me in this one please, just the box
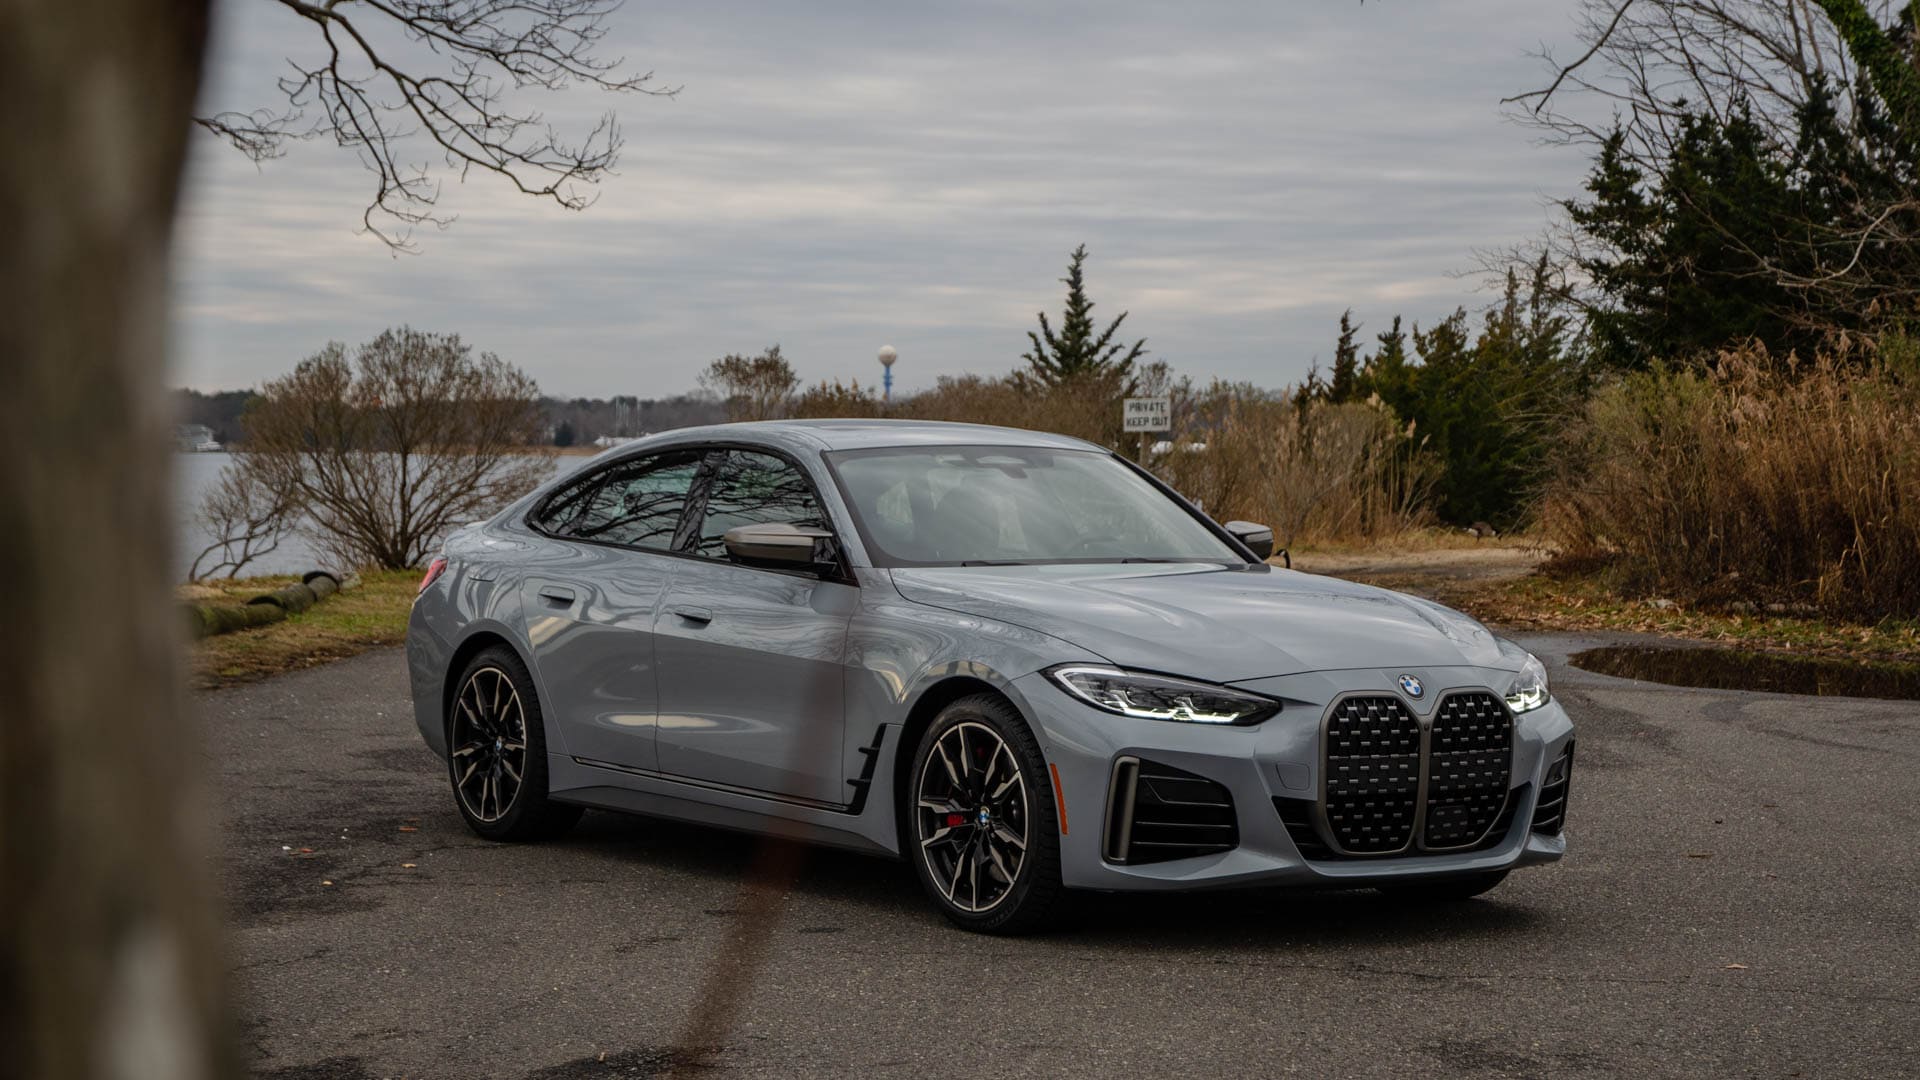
[1289,543,1546,586]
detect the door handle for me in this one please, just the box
[537,586,575,605]
[671,606,713,624]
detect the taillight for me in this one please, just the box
[417,556,449,595]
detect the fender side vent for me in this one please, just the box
[841,726,888,815]
[1103,757,1238,865]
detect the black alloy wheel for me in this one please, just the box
[447,646,582,841]
[907,693,1066,934]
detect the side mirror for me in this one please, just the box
[722,522,839,574]
[1224,520,1274,560]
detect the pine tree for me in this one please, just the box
[1568,79,1916,367]
[1329,309,1361,403]
[1021,245,1148,387]
[1362,315,1410,403]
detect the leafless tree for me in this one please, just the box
[196,0,677,250]
[240,328,555,569]
[701,345,800,421]
[0,1,240,1077]
[1506,0,1919,326]
[187,463,296,580]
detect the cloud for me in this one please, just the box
[172,0,1589,397]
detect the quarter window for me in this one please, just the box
[693,450,829,559]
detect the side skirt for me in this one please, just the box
[545,725,902,857]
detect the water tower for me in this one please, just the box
[877,344,897,404]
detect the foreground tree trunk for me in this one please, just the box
[0,3,233,1078]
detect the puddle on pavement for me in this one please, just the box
[1568,644,1920,701]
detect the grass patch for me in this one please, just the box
[184,569,420,689]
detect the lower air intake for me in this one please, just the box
[1279,786,1524,862]
[1103,758,1238,865]
[1532,741,1574,835]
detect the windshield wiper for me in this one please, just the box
[960,559,1033,566]
[1121,553,1221,564]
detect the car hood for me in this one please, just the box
[888,563,1508,683]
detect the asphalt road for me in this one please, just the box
[202,634,1920,1079]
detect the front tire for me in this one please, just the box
[447,646,582,841]
[906,693,1066,934]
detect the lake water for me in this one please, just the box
[175,452,573,581]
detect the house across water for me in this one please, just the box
[176,424,222,452]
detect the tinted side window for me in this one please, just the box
[529,468,602,536]
[694,450,828,559]
[539,450,702,550]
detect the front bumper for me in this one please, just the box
[1012,667,1574,892]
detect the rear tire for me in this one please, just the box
[1377,869,1509,902]
[906,693,1067,935]
[447,646,583,842]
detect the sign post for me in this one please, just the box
[1123,396,1171,465]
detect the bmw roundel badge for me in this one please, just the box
[1398,674,1424,698]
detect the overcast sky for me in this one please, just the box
[173,0,1590,399]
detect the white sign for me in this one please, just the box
[1123,396,1171,433]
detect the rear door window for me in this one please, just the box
[534,450,704,551]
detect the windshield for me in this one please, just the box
[825,445,1244,567]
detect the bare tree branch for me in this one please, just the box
[187,462,295,580]
[197,0,677,251]
[1504,0,1640,114]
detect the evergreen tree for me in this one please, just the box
[1329,309,1361,403]
[1359,266,1583,530]
[1568,112,1806,366]
[1569,74,1917,366]
[1021,245,1148,387]
[1359,315,1410,403]
[1813,0,1920,160]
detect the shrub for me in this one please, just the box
[790,378,885,419]
[1153,386,1436,549]
[890,369,1133,447]
[1540,345,1920,619]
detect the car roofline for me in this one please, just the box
[572,419,1108,458]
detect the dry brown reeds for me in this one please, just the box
[1540,344,1920,620]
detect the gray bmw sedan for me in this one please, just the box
[406,420,1573,933]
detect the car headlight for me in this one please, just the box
[1504,653,1550,713]
[1046,665,1279,726]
